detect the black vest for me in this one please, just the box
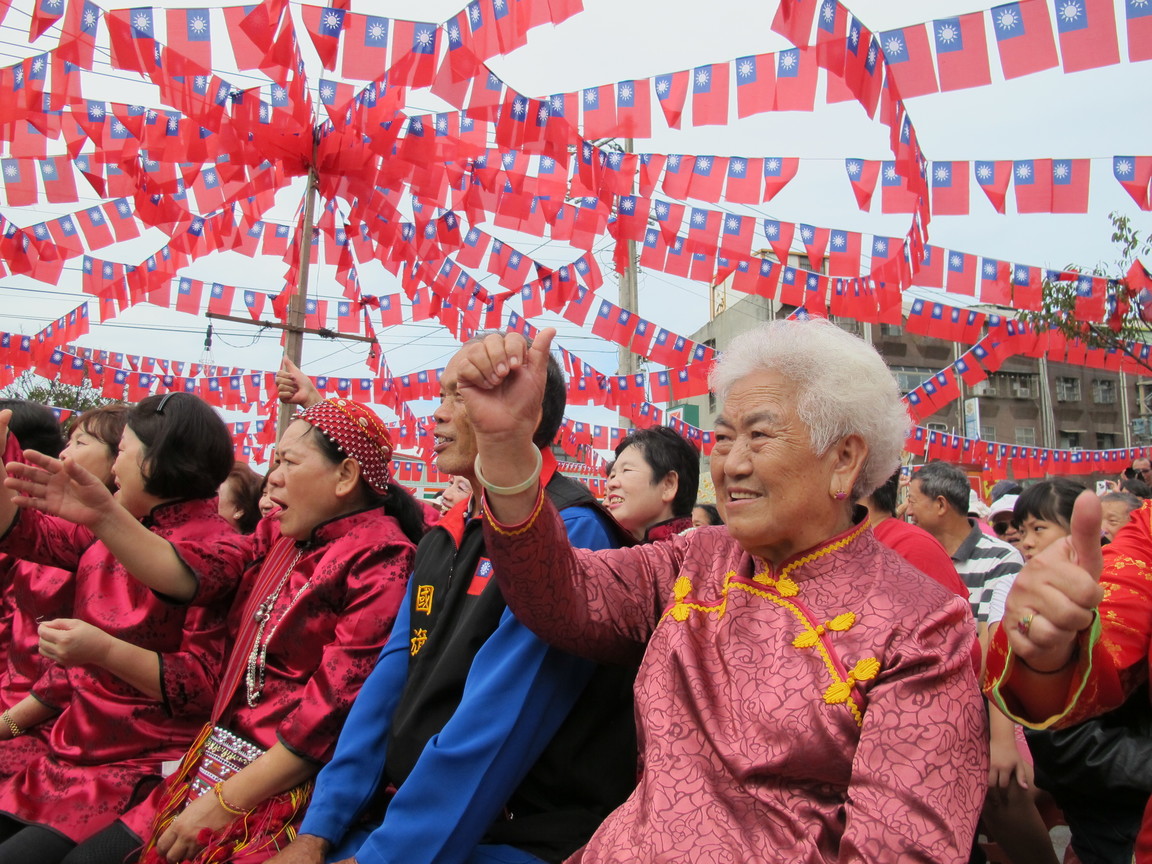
[383,473,637,863]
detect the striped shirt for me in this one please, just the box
[950,521,1023,624]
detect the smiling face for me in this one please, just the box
[112,426,159,519]
[61,424,116,489]
[432,355,479,482]
[439,475,473,512]
[264,421,356,540]
[604,445,677,540]
[710,369,863,564]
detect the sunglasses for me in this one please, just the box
[992,521,1013,535]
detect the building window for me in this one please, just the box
[926,422,948,433]
[1059,430,1082,449]
[1097,432,1118,449]
[890,366,936,394]
[879,323,902,338]
[1092,379,1117,405]
[1007,373,1039,400]
[831,315,862,336]
[970,379,999,398]
[1056,377,1081,402]
[1015,426,1036,446]
[979,424,997,441]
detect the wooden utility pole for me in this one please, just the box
[278,161,321,436]
[617,138,639,428]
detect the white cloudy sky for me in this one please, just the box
[0,0,1149,448]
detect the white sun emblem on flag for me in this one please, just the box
[260,105,270,120]
[82,8,96,26]
[133,12,150,31]
[1015,267,1029,281]
[995,9,1019,29]
[417,29,433,47]
[194,75,208,88]
[469,5,480,20]
[608,152,622,166]
[801,226,814,240]
[89,103,104,117]
[369,22,386,40]
[1053,162,1070,180]
[655,202,668,216]
[655,78,669,95]
[730,160,745,175]
[821,2,835,22]
[934,165,950,181]
[950,254,963,267]
[697,157,711,171]
[726,217,739,230]
[832,233,845,249]
[323,11,341,29]
[846,160,862,176]
[447,24,460,42]
[884,165,899,181]
[1015,163,1031,179]
[937,23,958,44]
[849,26,859,45]
[14,67,23,84]
[1057,1,1082,23]
[874,238,887,253]
[766,158,781,172]
[692,211,705,225]
[112,120,126,134]
[620,197,634,212]
[583,89,596,104]
[437,116,449,131]
[618,84,632,100]
[32,57,44,73]
[883,36,904,55]
[667,155,680,168]
[4,163,18,178]
[494,0,505,8]
[779,52,797,70]
[866,45,878,65]
[737,59,754,78]
[764,222,778,237]
[42,162,55,175]
[513,98,526,116]
[984,262,996,276]
[273,86,286,100]
[509,253,521,265]
[190,15,207,33]
[320,84,334,100]
[695,69,709,86]
[1116,159,1134,176]
[541,156,554,169]
[536,105,549,123]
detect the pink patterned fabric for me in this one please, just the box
[485,510,988,863]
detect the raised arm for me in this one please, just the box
[275,357,324,409]
[5,451,204,602]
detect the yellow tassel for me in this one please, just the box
[671,604,690,621]
[851,657,881,681]
[827,612,856,631]
[824,681,852,704]
[752,570,772,585]
[673,575,693,601]
[776,577,799,597]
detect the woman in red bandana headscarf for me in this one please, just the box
[5,396,427,864]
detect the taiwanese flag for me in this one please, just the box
[1050,159,1089,213]
[175,278,204,315]
[980,258,1012,305]
[29,0,65,40]
[691,63,729,126]
[343,14,390,79]
[954,355,987,387]
[827,229,862,276]
[719,213,754,257]
[48,215,84,255]
[615,79,651,138]
[734,54,773,118]
[106,7,159,74]
[845,158,880,210]
[38,155,78,203]
[762,157,799,201]
[580,84,616,139]
[932,13,992,91]
[949,249,976,297]
[724,156,761,203]
[1012,263,1042,310]
[654,70,689,129]
[929,161,969,215]
[2,159,36,206]
[974,160,1011,213]
[877,24,938,98]
[661,155,690,200]
[58,0,100,68]
[78,205,114,248]
[1126,0,1152,62]
[688,155,726,202]
[774,48,818,111]
[991,1,1059,79]
[207,282,235,315]
[798,224,830,268]
[391,20,439,88]
[762,218,795,266]
[338,301,361,334]
[301,6,346,71]
[318,78,354,124]
[915,245,946,288]
[686,207,720,254]
[1013,159,1052,213]
[880,161,917,214]
[1054,0,1119,73]
[166,8,214,71]
[1113,156,1152,210]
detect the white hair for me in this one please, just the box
[709,318,911,498]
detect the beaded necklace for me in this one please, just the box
[245,549,308,707]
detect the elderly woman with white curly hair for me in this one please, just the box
[451,318,987,864]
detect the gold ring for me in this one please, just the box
[1016,613,1035,637]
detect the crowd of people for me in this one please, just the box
[0,317,1144,864]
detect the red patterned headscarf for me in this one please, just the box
[297,398,394,494]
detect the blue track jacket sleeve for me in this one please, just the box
[346,505,616,864]
[298,585,414,844]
